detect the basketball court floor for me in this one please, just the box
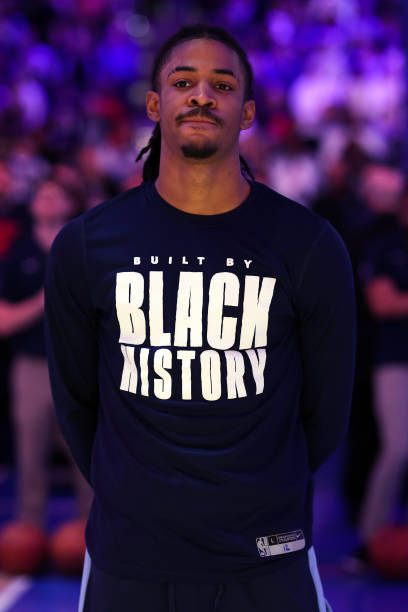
[0,449,408,612]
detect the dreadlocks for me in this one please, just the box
[136,24,255,182]
[136,123,161,182]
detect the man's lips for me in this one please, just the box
[180,118,217,125]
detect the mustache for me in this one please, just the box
[175,108,224,126]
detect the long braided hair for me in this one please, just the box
[136,24,255,182]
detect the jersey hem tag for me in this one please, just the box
[256,529,305,557]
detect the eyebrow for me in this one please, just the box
[167,66,239,81]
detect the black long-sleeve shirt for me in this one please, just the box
[45,180,355,582]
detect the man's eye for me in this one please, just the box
[216,83,233,91]
[174,80,189,88]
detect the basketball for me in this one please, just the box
[367,525,408,578]
[49,519,86,575]
[0,521,48,574]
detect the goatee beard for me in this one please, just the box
[181,143,218,159]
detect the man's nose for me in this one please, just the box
[188,84,216,108]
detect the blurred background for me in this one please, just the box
[0,0,408,610]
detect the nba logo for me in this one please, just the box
[256,537,269,557]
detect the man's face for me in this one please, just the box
[146,38,255,162]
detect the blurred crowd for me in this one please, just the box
[0,0,405,209]
[0,0,408,562]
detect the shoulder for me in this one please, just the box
[81,182,147,225]
[252,181,339,250]
[51,182,148,252]
[254,181,326,227]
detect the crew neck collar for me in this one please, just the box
[145,179,258,226]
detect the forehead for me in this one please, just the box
[160,38,244,83]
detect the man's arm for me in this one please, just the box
[296,223,356,473]
[0,291,44,336]
[45,217,99,483]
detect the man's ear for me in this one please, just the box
[240,99,256,131]
[146,90,160,123]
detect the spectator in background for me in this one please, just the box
[311,151,375,521]
[0,180,92,527]
[0,159,31,464]
[95,119,141,186]
[0,160,27,261]
[347,163,407,570]
[266,122,321,207]
[75,144,118,207]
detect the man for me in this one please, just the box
[348,165,408,571]
[0,180,92,529]
[45,24,355,612]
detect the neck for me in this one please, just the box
[155,147,251,215]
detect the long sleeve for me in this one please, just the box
[44,217,99,483]
[39,181,357,581]
[296,222,356,472]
